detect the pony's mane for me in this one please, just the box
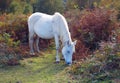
[53,12,72,45]
[53,12,69,31]
[54,12,67,24]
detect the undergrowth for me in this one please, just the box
[69,42,120,83]
[65,8,118,60]
[0,14,52,66]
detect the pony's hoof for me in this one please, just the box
[30,53,35,55]
[61,57,65,60]
[37,50,40,53]
[55,61,60,64]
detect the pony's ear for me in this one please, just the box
[67,41,71,46]
[73,40,77,45]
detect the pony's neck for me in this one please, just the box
[54,12,72,46]
[61,31,72,46]
[59,18,72,46]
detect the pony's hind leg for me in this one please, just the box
[29,32,35,55]
[36,35,40,53]
[54,34,60,63]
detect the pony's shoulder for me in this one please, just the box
[54,12,61,15]
[53,12,64,20]
[54,12,62,16]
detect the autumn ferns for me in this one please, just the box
[65,8,117,60]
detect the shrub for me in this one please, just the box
[69,42,120,83]
[64,8,117,60]
[64,10,91,60]
[72,40,90,60]
[0,33,21,66]
[34,0,64,14]
[0,13,52,48]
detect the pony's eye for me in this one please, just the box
[67,51,70,54]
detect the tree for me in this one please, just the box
[8,1,21,14]
[76,0,100,9]
[0,0,11,13]
[34,0,64,14]
[65,0,79,10]
[65,0,100,10]
[8,0,33,14]
[23,4,33,14]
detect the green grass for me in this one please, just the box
[1,49,119,83]
[0,50,78,83]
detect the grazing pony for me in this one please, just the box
[28,12,77,65]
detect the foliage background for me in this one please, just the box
[0,0,120,82]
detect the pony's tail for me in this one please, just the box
[28,16,34,33]
[28,13,41,32]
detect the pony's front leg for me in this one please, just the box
[54,34,60,63]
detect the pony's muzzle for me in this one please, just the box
[66,62,72,65]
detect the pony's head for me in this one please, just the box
[62,40,77,65]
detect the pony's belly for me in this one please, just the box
[34,26,54,39]
[34,16,55,39]
[37,32,54,39]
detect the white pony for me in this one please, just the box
[28,12,77,65]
